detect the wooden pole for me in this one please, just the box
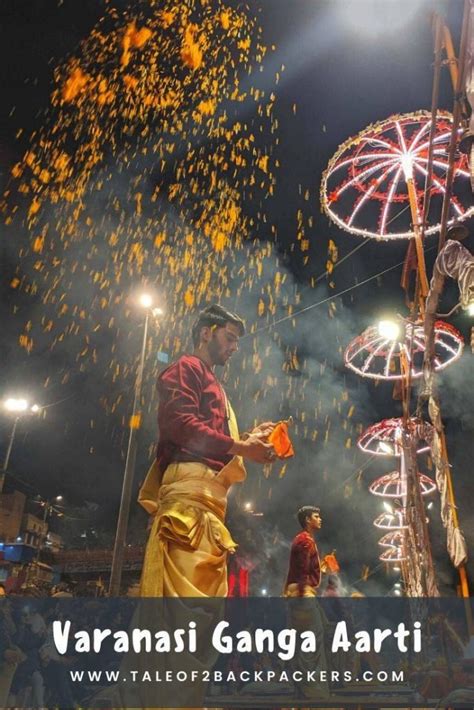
[441,23,459,90]
[438,0,471,251]
[405,175,429,301]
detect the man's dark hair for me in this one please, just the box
[191,304,245,347]
[297,505,320,529]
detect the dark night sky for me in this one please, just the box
[0,0,473,594]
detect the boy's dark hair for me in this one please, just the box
[191,304,245,347]
[297,505,320,529]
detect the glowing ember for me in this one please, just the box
[2,0,364,497]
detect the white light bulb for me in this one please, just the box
[139,294,153,309]
[4,398,29,413]
[401,153,414,180]
[377,320,400,341]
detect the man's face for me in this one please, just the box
[208,323,241,366]
[307,511,322,531]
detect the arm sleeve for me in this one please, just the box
[158,359,235,455]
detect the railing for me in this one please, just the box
[54,546,145,572]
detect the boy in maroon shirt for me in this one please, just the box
[284,506,329,700]
[285,506,323,597]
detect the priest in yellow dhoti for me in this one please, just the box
[139,304,276,598]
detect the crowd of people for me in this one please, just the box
[0,581,123,707]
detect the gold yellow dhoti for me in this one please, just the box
[139,457,246,598]
[284,584,329,701]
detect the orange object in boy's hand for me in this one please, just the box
[268,421,295,459]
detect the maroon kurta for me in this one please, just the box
[155,354,235,474]
[285,530,321,592]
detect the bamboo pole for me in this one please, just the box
[441,22,459,90]
[405,175,429,300]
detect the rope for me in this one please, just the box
[247,246,437,339]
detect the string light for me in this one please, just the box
[345,319,463,381]
[321,111,473,240]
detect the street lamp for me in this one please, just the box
[4,398,28,413]
[1,398,41,490]
[139,293,153,309]
[109,293,162,596]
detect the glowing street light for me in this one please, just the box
[2,397,41,480]
[377,319,401,341]
[139,293,153,309]
[109,295,163,596]
[4,398,29,413]
[467,302,474,316]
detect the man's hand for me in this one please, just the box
[230,435,276,464]
[249,421,277,439]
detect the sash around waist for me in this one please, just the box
[159,462,228,521]
[138,457,246,516]
[157,462,237,553]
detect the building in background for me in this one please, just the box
[0,490,26,542]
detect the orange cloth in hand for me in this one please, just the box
[268,421,295,459]
[323,553,340,573]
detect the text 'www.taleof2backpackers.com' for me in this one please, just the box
[68,669,406,684]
